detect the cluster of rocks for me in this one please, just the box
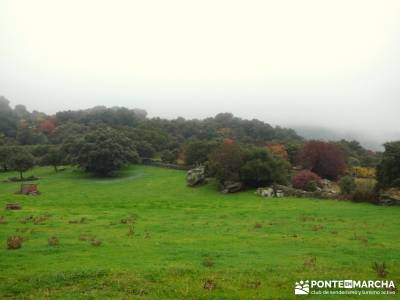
[256,184,338,200]
[256,187,284,197]
[379,188,400,206]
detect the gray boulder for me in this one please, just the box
[256,187,274,197]
[186,166,207,187]
[221,181,243,194]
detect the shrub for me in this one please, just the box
[297,140,346,180]
[292,170,322,191]
[7,236,23,250]
[339,176,356,195]
[351,180,377,203]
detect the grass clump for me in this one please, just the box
[372,262,388,278]
[91,239,102,247]
[48,236,59,246]
[7,236,23,250]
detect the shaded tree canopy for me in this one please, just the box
[376,141,400,189]
[69,127,139,176]
[240,147,290,187]
[8,150,35,179]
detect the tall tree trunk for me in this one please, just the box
[19,171,23,180]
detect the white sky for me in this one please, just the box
[0,0,399,147]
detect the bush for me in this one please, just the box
[351,180,377,203]
[339,176,356,195]
[292,170,322,191]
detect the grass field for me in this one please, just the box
[0,165,399,299]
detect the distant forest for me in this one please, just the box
[0,95,381,170]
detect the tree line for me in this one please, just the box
[1,95,398,196]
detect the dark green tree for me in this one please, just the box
[0,96,18,137]
[70,128,139,176]
[42,147,64,172]
[240,147,290,187]
[16,127,48,145]
[184,140,218,166]
[376,141,400,189]
[0,146,14,171]
[134,141,155,158]
[160,149,177,164]
[9,150,35,179]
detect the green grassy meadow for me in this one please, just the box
[0,165,399,299]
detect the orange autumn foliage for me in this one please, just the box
[267,144,289,161]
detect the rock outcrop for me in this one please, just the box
[186,166,207,187]
[380,188,400,205]
[221,181,243,194]
[257,184,338,199]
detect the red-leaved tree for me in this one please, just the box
[297,140,346,180]
[39,117,56,135]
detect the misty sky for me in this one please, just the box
[1,0,399,148]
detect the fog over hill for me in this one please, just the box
[290,125,400,151]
